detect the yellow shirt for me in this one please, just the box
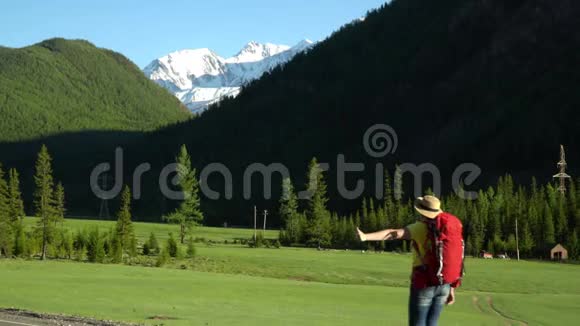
[406,221,433,268]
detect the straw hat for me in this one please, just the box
[414,195,442,219]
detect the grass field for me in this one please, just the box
[2,218,579,325]
[21,216,279,243]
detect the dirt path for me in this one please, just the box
[470,295,528,326]
[0,309,135,326]
[485,296,528,326]
[471,296,484,313]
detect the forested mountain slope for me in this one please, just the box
[137,0,580,223]
[0,38,190,142]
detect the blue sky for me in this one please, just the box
[0,0,386,67]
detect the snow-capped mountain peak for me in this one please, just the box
[292,39,314,50]
[143,48,225,92]
[144,39,316,114]
[229,41,290,63]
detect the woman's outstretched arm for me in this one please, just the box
[356,227,410,241]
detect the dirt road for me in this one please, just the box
[0,309,132,326]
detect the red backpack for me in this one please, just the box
[412,212,465,289]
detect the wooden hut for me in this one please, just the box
[550,244,568,260]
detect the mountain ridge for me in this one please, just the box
[143,40,315,113]
[0,38,191,142]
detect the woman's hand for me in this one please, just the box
[446,287,455,305]
[356,227,367,242]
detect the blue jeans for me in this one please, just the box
[408,284,450,326]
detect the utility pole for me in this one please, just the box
[98,173,110,220]
[553,145,571,194]
[515,217,520,261]
[253,206,257,241]
[263,210,268,231]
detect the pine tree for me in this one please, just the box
[338,217,348,248]
[383,169,395,219]
[279,178,302,244]
[61,229,74,259]
[128,233,138,258]
[567,180,578,230]
[354,210,361,229]
[394,165,403,200]
[375,204,387,251]
[519,220,534,256]
[0,165,13,257]
[454,196,468,224]
[7,168,26,256]
[361,198,369,231]
[497,178,511,230]
[7,168,25,223]
[142,241,151,256]
[330,213,340,247]
[34,145,56,260]
[346,216,357,248]
[166,233,179,258]
[505,234,517,254]
[13,223,27,257]
[476,190,489,230]
[164,145,204,244]
[111,235,122,263]
[525,206,539,253]
[491,235,506,255]
[466,208,483,256]
[568,230,578,260]
[53,182,66,227]
[376,205,387,232]
[8,169,26,257]
[305,158,332,248]
[487,188,502,244]
[156,246,170,267]
[501,175,517,238]
[542,203,555,246]
[576,178,580,231]
[528,177,542,240]
[555,196,568,243]
[391,166,405,229]
[546,183,558,218]
[73,229,88,261]
[87,228,105,263]
[398,200,413,227]
[115,185,135,254]
[146,232,159,254]
[367,199,378,231]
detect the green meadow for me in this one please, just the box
[1,218,579,325]
[20,217,279,243]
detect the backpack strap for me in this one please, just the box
[429,220,444,285]
[411,239,424,266]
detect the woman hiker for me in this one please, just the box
[356,195,465,326]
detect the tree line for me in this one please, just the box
[0,144,202,266]
[0,145,65,259]
[3,146,578,262]
[279,158,580,260]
